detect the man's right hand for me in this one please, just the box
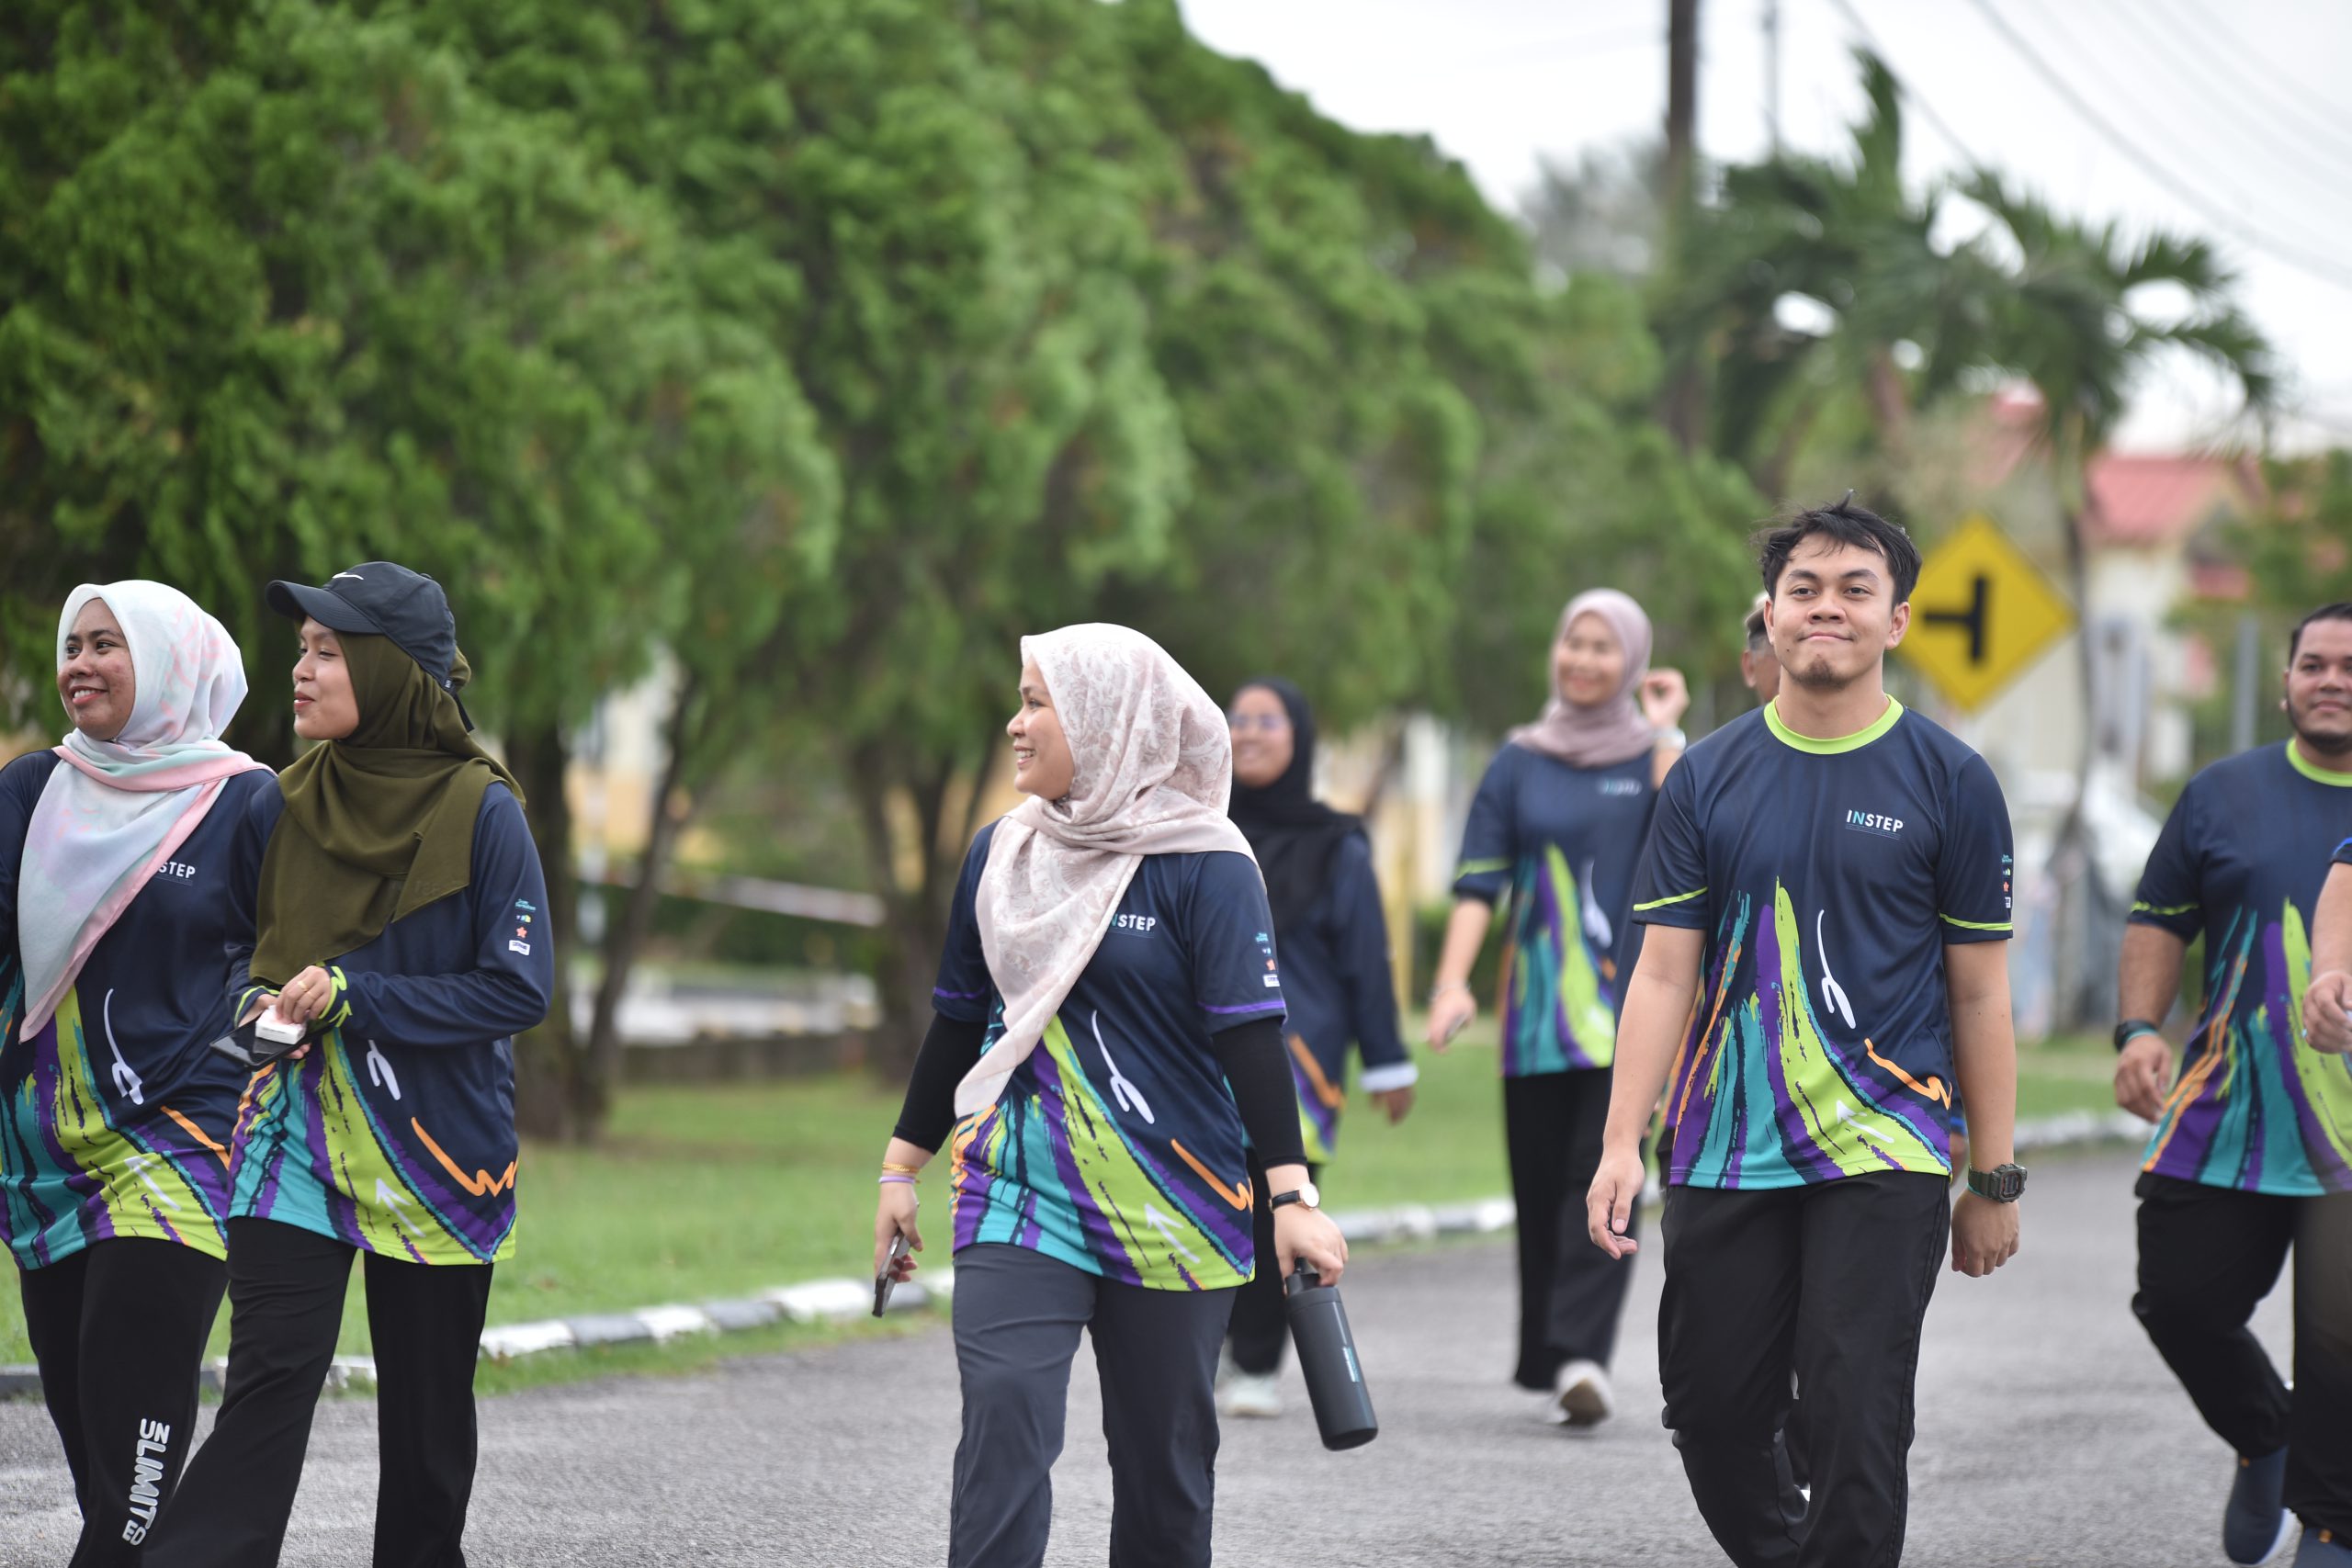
[2305,970,2352,1054]
[2113,1032,2174,1121]
[1586,1145,1646,1259]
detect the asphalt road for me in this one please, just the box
[0,1149,2295,1566]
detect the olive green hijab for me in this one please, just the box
[252,634,523,986]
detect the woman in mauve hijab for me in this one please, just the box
[872,624,1350,1568]
[1,581,271,1562]
[1426,589,1688,1430]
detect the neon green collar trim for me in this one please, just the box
[1764,695,1905,755]
[2288,739,2352,787]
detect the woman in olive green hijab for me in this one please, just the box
[151,563,554,1568]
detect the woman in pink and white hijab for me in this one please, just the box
[1,581,272,1562]
[873,624,1349,1568]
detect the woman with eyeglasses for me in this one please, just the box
[1216,678,1412,1419]
[1425,589,1687,1428]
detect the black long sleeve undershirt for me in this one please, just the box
[888,1010,1306,1170]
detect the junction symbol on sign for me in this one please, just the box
[1896,513,2075,713]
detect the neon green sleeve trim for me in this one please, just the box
[1634,886,1707,912]
[1454,858,1510,879]
[1939,913,2014,931]
[2131,900,2198,918]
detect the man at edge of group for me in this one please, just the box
[1220,677,1415,1420]
[2142,602,2352,1568]
[1589,496,2024,1568]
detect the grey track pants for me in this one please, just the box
[949,1242,1237,1568]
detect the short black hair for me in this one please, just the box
[1755,495,1922,605]
[1743,599,1770,652]
[2289,603,2352,662]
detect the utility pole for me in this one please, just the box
[1666,0,1701,207]
[1763,0,1781,153]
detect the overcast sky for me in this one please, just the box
[1176,0,2352,454]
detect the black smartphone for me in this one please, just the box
[872,1233,911,1317]
[208,1006,307,1070]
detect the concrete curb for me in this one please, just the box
[2,1109,2150,1399]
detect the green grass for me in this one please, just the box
[0,1023,2131,1372]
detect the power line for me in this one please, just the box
[2071,0,2352,207]
[1957,0,2352,294]
[1819,0,1980,169]
[2020,0,2352,258]
[2151,0,2352,167]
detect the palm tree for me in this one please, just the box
[1653,51,2012,502]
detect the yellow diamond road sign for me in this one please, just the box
[1896,513,2074,712]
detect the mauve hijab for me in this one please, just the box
[1507,589,1657,769]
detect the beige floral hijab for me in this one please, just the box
[962,624,1258,1115]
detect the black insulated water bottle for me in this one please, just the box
[1283,1262,1378,1450]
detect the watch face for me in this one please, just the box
[1298,1180,1320,1209]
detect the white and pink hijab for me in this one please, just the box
[961,624,1258,1117]
[17,581,268,1039]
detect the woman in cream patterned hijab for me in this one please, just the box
[875,623,1351,1568]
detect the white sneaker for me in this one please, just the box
[1552,1359,1615,1430]
[1218,1371,1283,1419]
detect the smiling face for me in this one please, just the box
[2286,616,2352,758]
[1764,536,1911,692]
[292,618,361,740]
[1554,612,1628,708]
[58,599,136,741]
[1229,685,1295,790]
[1007,660,1076,800]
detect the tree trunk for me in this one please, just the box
[503,721,587,1142]
[854,742,969,1081]
[582,671,705,1131]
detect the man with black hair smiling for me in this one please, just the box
[2127,603,2352,1568]
[1589,496,2022,1567]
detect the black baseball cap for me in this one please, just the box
[267,562,471,726]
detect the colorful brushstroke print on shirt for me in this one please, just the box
[2126,743,2352,1195]
[228,1030,515,1265]
[2141,902,2352,1195]
[951,1011,1251,1291]
[1631,700,2014,1192]
[1666,884,1951,1189]
[1498,844,1621,1076]
[0,975,232,1267]
[933,824,1281,1292]
[0,752,266,1271]
[216,781,551,1266]
[1452,745,1656,1081]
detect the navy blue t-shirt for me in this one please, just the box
[934,821,1283,1292]
[1275,830,1410,1163]
[1453,744,1656,1075]
[0,751,271,1268]
[2131,742,2352,1193]
[224,779,553,1265]
[1633,698,2013,1189]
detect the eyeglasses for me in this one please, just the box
[1227,713,1291,734]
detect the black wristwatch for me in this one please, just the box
[2114,1019,2163,1053]
[1966,1163,2028,1202]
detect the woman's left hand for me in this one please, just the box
[276,965,336,1025]
[1638,669,1690,730]
[1272,1204,1349,1288]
